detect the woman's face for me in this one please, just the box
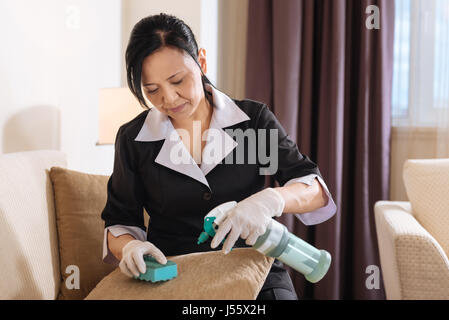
[141,46,208,123]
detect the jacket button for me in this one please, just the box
[203,192,212,200]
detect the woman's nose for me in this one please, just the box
[161,87,179,106]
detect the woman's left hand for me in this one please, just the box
[211,188,285,254]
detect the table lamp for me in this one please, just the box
[97,87,148,145]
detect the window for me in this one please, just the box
[392,0,449,127]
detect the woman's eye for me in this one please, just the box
[146,79,182,94]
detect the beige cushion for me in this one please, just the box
[49,167,116,300]
[0,150,66,299]
[403,159,449,257]
[85,248,274,300]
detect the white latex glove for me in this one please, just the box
[210,188,285,254]
[119,239,167,278]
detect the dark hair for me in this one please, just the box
[126,13,215,110]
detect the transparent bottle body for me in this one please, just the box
[276,232,323,275]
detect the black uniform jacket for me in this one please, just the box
[101,84,335,291]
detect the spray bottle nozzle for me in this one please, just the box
[197,232,210,245]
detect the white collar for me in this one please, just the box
[134,83,250,190]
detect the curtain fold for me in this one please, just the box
[246,0,394,300]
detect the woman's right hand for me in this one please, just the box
[119,239,167,278]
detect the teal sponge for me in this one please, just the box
[134,255,177,283]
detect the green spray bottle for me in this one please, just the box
[197,201,331,283]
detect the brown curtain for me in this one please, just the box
[246,0,394,300]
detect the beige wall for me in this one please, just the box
[0,0,121,175]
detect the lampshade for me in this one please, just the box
[97,87,148,145]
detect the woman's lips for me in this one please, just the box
[169,103,186,113]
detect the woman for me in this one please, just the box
[101,13,336,300]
